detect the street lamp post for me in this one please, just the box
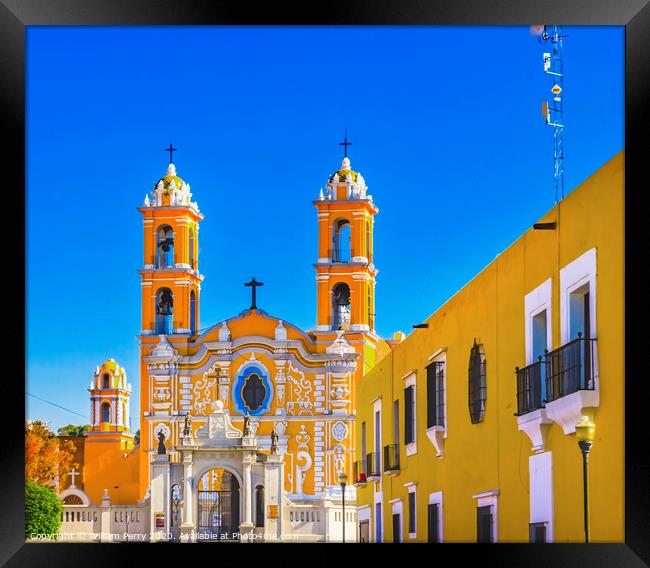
[339,471,348,543]
[575,416,596,543]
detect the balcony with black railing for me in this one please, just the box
[545,334,597,403]
[383,444,400,475]
[353,460,367,486]
[515,358,545,416]
[365,452,381,480]
[515,334,598,447]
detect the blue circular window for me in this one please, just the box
[233,366,272,416]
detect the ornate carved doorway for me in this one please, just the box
[197,468,240,541]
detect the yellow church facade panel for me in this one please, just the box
[354,151,624,543]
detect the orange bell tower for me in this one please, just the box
[313,154,378,335]
[138,160,204,337]
[137,156,204,497]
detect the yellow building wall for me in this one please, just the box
[355,151,624,543]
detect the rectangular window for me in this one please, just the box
[427,503,440,543]
[404,385,415,444]
[477,505,493,543]
[408,491,416,535]
[392,513,401,543]
[426,362,445,428]
[570,285,591,340]
[375,502,382,543]
[393,400,400,444]
[361,421,366,462]
[529,522,547,543]
[532,310,548,360]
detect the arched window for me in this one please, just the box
[468,340,487,424]
[255,485,265,528]
[332,219,351,262]
[100,402,111,423]
[155,287,174,334]
[332,283,351,330]
[102,373,110,389]
[156,225,174,268]
[190,291,197,334]
[189,229,195,269]
[368,289,374,330]
[63,495,83,505]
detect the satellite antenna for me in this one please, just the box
[534,24,567,203]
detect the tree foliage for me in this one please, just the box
[25,480,63,539]
[57,424,90,437]
[25,420,75,492]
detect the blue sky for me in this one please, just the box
[26,26,624,432]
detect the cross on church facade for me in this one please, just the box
[244,277,264,310]
[165,143,178,163]
[68,467,80,487]
[339,127,352,158]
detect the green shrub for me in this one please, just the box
[25,480,62,540]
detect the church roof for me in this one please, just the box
[328,156,359,182]
[154,163,185,193]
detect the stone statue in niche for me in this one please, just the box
[270,428,279,454]
[157,430,166,454]
[183,413,192,437]
[243,413,253,437]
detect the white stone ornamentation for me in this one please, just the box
[331,421,348,442]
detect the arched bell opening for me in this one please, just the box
[156,225,174,268]
[332,219,351,262]
[332,283,351,330]
[155,287,174,334]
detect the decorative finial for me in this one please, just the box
[341,156,351,171]
[167,163,177,177]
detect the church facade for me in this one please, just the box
[59,152,390,542]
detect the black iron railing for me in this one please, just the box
[365,452,380,478]
[545,335,597,403]
[353,460,367,484]
[383,444,400,474]
[515,358,544,416]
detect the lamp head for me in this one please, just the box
[575,416,596,444]
[338,471,348,485]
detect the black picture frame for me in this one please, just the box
[4,0,647,564]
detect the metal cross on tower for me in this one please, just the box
[535,24,567,203]
[165,143,178,164]
[339,127,352,158]
[244,277,264,310]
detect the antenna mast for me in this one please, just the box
[534,25,567,203]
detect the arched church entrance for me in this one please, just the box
[197,467,240,541]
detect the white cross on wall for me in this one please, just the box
[68,467,80,487]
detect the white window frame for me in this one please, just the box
[373,490,383,543]
[560,248,597,344]
[372,397,382,478]
[428,491,444,543]
[472,489,499,543]
[524,278,553,365]
[405,482,418,539]
[389,498,403,543]
[402,371,417,456]
[357,505,372,543]
[529,451,554,542]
